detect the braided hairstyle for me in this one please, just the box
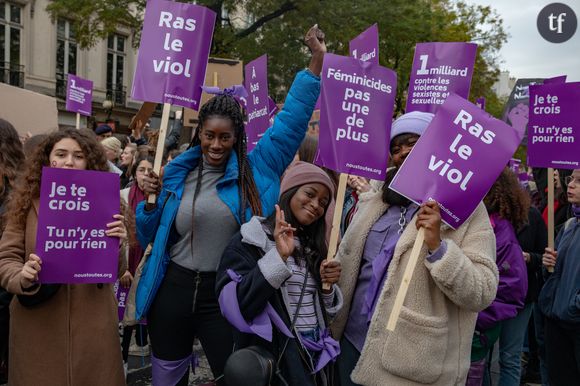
[189,94,262,222]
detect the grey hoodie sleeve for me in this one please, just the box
[257,248,292,289]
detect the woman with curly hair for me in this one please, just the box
[135,25,325,386]
[466,168,529,386]
[0,128,128,386]
[0,118,25,383]
[0,119,24,230]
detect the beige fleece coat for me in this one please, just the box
[332,188,498,386]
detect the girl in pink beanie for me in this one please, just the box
[217,161,343,386]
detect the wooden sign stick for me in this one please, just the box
[323,173,348,291]
[547,167,555,273]
[147,103,171,204]
[75,112,81,129]
[386,227,425,331]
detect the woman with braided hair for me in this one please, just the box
[135,25,326,386]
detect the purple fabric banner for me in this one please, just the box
[527,82,580,169]
[36,168,120,284]
[244,55,269,152]
[114,280,129,321]
[315,53,397,180]
[349,24,379,65]
[65,74,93,116]
[390,93,523,228]
[476,97,486,111]
[406,42,477,114]
[131,0,216,110]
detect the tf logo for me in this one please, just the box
[537,3,577,43]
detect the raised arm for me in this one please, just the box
[249,25,326,177]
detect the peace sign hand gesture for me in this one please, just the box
[273,205,297,262]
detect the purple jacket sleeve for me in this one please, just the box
[476,219,528,331]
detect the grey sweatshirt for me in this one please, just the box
[170,159,239,272]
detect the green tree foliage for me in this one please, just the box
[47,0,507,110]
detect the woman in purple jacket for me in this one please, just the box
[466,168,529,386]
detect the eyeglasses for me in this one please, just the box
[565,176,580,185]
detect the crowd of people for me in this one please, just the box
[0,25,578,386]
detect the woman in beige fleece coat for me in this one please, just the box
[0,129,127,386]
[332,112,499,386]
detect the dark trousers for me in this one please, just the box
[121,324,148,362]
[336,337,362,386]
[545,317,580,386]
[148,262,233,386]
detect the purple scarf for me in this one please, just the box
[300,328,341,373]
[218,269,293,341]
[573,204,580,219]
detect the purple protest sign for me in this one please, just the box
[268,96,279,118]
[65,74,93,116]
[36,168,120,284]
[114,281,129,321]
[315,53,397,180]
[527,82,580,169]
[508,158,522,174]
[131,0,216,110]
[406,42,477,114]
[349,24,379,65]
[476,97,486,111]
[390,93,523,228]
[544,75,567,84]
[244,55,269,152]
[314,97,321,111]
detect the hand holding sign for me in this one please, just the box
[542,248,557,270]
[416,201,442,252]
[20,254,42,290]
[142,171,162,208]
[105,214,127,240]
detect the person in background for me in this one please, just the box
[0,118,25,384]
[120,156,154,368]
[474,168,530,386]
[100,137,123,176]
[333,111,498,386]
[164,149,184,165]
[538,169,580,386]
[516,203,548,385]
[22,134,48,157]
[120,143,138,188]
[340,175,372,237]
[0,128,128,385]
[134,25,326,386]
[95,124,113,140]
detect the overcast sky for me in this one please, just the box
[466,0,580,81]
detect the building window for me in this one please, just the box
[56,19,77,98]
[0,1,24,87]
[106,34,126,106]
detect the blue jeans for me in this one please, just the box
[498,303,534,386]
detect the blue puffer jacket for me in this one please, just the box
[134,70,320,320]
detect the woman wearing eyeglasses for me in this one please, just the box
[538,169,580,386]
